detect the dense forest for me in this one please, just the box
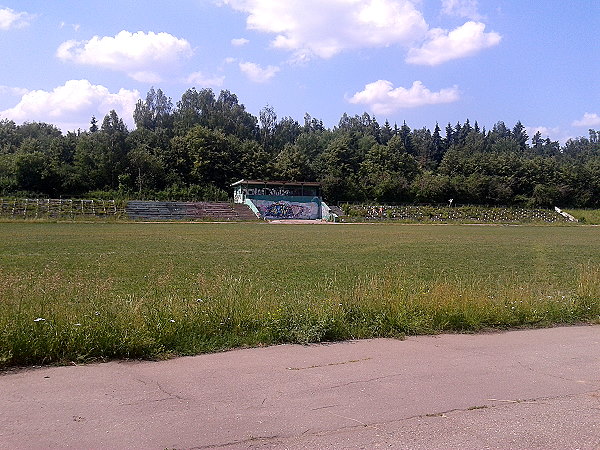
[1,87,599,207]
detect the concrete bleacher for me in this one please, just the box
[339,204,572,223]
[0,198,122,218]
[125,201,258,221]
[327,205,344,217]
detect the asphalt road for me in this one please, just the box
[1,325,599,449]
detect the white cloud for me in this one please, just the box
[406,21,500,65]
[231,37,249,46]
[239,61,280,82]
[348,80,460,114]
[219,1,500,65]
[0,85,29,96]
[0,80,140,132]
[525,125,560,139]
[525,125,576,145]
[56,30,192,81]
[441,0,482,20]
[0,7,32,30]
[59,21,80,32]
[572,113,600,128]
[220,0,428,59]
[186,71,225,87]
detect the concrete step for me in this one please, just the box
[125,201,257,221]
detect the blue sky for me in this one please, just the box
[0,0,598,143]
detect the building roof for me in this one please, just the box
[231,179,321,187]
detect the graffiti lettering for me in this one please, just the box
[266,202,294,218]
[238,187,319,197]
[252,199,319,220]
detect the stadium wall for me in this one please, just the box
[248,195,322,220]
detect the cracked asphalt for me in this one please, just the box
[1,325,599,449]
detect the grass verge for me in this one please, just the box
[565,209,600,225]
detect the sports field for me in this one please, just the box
[1,222,599,368]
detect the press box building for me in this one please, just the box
[231,179,336,220]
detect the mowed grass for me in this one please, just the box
[1,222,599,368]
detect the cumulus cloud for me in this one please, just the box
[0,85,29,96]
[231,37,249,46]
[186,71,225,87]
[525,125,576,145]
[526,125,559,137]
[572,112,600,128]
[218,1,501,64]
[348,80,460,114]
[220,0,428,59]
[441,0,482,20]
[406,21,501,65]
[56,31,192,81]
[0,80,140,132]
[239,61,280,82]
[525,125,561,140]
[0,7,33,30]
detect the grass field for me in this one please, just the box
[1,222,599,368]
[565,209,600,225]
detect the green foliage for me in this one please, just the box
[185,126,238,189]
[133,87,173,131]
[86,184,228,202]
[1,86,600,206]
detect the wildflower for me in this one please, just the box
[94,311,100,316]
[169,319,175,323]
[34,317,45,322]
[197,298,204,303]
[74,323,82,326]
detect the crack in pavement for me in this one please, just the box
[197,388,600,448]
[517,361,600,386]
[155,380,187,401]
[329,388,600,442]
[486,387,600,406]
[310,404,340,411]
[286,357,372,371]
[119,377,187,406]
[327,372,404,389]
[188,433,284,449]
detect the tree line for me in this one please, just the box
[1,86,599,207]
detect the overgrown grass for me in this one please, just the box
[565,209,600,225]
[1,223,598,368]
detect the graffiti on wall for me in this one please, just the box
[240,186,318,197]
[251,199,320,219]
[248,187,293,196]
